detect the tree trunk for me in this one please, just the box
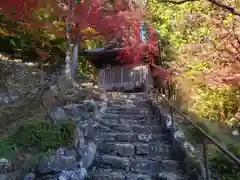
[64,49,72,80]
[71,33,80,79]
[64,21,73,81]
[71,43,78,78]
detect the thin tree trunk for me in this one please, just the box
[64,21,73,80]
[65,49,72,80]
[72,32,80,79]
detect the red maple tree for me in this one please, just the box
[0,0,170,84]
[0,1,158,62]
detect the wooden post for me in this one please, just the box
[121,68,123,84]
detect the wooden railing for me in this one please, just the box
[151,86,240,180]
[76,70,240,179]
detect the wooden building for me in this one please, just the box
[81,48,153,92]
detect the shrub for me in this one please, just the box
[0,121,76,156]
[191,87,240,127]
[210,144,240,180]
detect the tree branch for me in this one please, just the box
[162,0,197,5]
[208,0,240,16]
[160,0,240,16]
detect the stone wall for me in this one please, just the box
[0,55,108,180]
[0,59,43,105]
[0,56,101,107]
[149,100,206,180]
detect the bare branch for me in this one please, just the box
[161,0,197,5]
[208,0,240,16]
[232,19,240,45]
[159,0,240,17]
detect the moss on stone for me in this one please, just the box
[0,121,76,158]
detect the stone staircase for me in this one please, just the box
[88,93,187,180]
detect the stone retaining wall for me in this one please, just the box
[149,101,206,180]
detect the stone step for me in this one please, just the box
[90,97,184,180]
[94,155,178,174]
[107,105,137,109]
[108,93,146,98]
[89,171,154,180]
[106,107,148,112]
[157,172,187,180]
[107,101,145,105]
[107,103,147,108]
[100,118,159,126]
[107,105,148,109]
[108,100,147,104]
[106,109,148,115]
[102,113,146,120]
[89,171,126,180]
[97,122,161,134]
[94,132,168,143]
[96,142,170,158]
[90,170,186,180]
[105,111,147,116]
[108,96,146,100]
[107,102,129,106]
[119,119,159,126]
[106,107,147,112]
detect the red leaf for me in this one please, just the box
[0,0,161,68]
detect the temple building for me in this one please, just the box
[81,47,153,93]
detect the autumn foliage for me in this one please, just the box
[0,0,160,65]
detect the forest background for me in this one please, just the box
[0,0,239,179]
